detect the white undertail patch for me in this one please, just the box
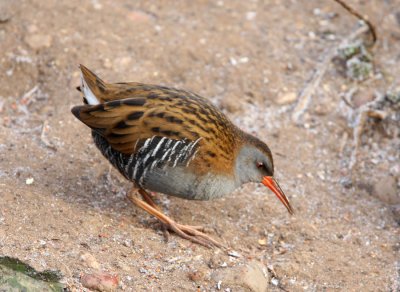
[81,72,100,105]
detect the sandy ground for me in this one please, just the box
[0,0,399,291]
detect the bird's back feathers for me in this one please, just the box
[72,65,241,176]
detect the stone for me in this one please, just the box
[80,252,101,270]
[103,58,112,69]
[211,261,269,292]
[246,12,256,21]
[27,25,38,33]
[25,177,34,185]
[127,10,153,23]
[258,238,267,246]
[25,34,52,50]
[188,269,206,283]
[219,98,242,113]
[275,92,297,105]
[373,176,399,205]
[81,272,119,292]
[208,253,227,269]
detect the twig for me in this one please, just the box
[292,25,369,125]
[40,120,57,151]
[20,85,39,105]
[339,131,349,156]
[332,0,377,45]
[348,92,386,170]
[341,87,358,109]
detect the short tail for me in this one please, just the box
[78,64,107,105]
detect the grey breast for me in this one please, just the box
[144,166,236,200]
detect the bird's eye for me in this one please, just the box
[257,162,264,168]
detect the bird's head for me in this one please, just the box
[235,133,294,214]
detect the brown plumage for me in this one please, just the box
[73,74,238,175]
[71,65,293,248]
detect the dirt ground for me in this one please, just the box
[0,0,399,291]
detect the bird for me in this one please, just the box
[71,65,294,248]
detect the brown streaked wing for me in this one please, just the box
[73,86,240,174]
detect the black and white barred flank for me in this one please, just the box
[93,132,201,188]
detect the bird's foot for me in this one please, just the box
[127,190,224,248]
[162,221,222,248]
[157,222,206,242]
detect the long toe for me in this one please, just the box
[127,190,225,249]
[167,221,224,248]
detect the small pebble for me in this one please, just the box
[340,177,352,188]
[313,8,321,16]
[25,34,52,50]
[127,10,153,23]
[81,253,101,270]
[81,272,118,292]
[188,270,205,282]
[103,59,112,69]
[211,261,268,292]
[227,251,241,258]
[27,25,38,33]
[239,57,249,63]
[308,31,316,39]
[139,267,148,274]
[26,178,34,185]
[246,11,256,21]
[91,0,102,10]
[373,176,399,205]
[258,238,267,246]
[317,171,325,181]
[217,280,222,290]
[123,239,133,247]
[275,92,297,105]
[271,277,279,286]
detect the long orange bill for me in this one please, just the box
[262,176,294,215]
